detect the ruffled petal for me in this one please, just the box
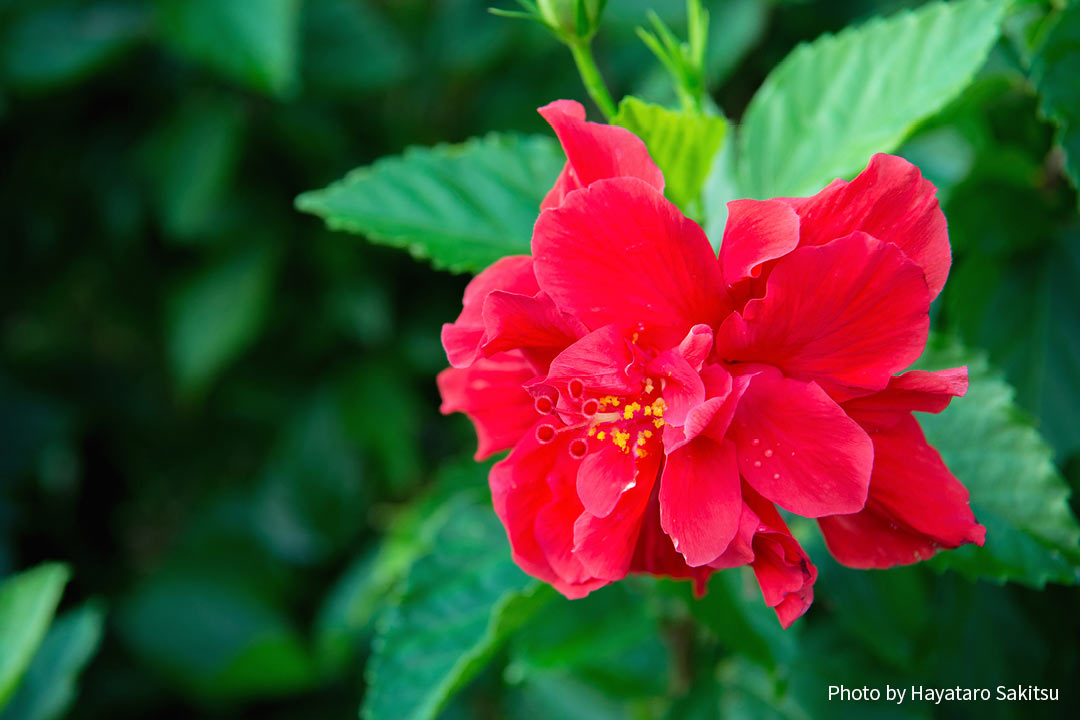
[719,199,801,286]
[542,324,643,397]
[631,479,714,596]
[576,439,638,518]
[442,255,538,367]
[491,425,607,598]
[647,347,706,426]
[538,99,664,210]
[732,365,872,517]
[818,414,986,569]
[533,177,730,350]
[716,232,929,395]
[781,153,950,299]
[743,488,817,628]
[659,438,742,567]
[572,451,660,581]
[480,290,588,372]
[662,364,744,453]
[437,351,539,459]
[841,367,968,431]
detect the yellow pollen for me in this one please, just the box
[653,418,664,429]
[588,427,596,437]
[622,402,642,420]
[596,430,606,441]
[611,430,631,453]
[634,447,648,458]
[644,406,652,416]
[644,378,655,394]
[643,430,653,438]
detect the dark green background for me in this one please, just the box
[1,0,1077,718]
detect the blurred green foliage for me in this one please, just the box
[1,0,1079,718]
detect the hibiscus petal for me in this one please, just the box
[743,488,817,628]
[631,479,714,596]
[732,366,872,517]
[480,290,588,371]
[437,351,539,459]
[782,153,950,299]
[659,438,742,567]
[542,324,643,396]
[533,177,730,350]
[716,232,930,395]
[573,451,660,581]
[491,427,607,598]
[677,324,715,370]
[648,348,706,426]
[576,440,638,518]
[707,497,759,570]
[819,413,986,568]
[662,365,744,453]
[842,367,968,431]
[442,255,538,367]
[538,99,664,210]
[719,199,801,286]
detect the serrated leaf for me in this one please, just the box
[0,1,147,90]
[157,0,301,97]
[508,583,668,698]
[0,564,70,710]
[915,338,1080,586]
[612,96,726,216]
[0,603,104,720]
[296,133,564,274]
[363,503,552,720]
[738,0,1006,199]
[167,245,277,395]
[1031,4,1080,199]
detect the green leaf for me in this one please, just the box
[140,95,245,241]
[315,465,488,671]
[1031,4,1080,199]
[363,503,552,720]
[167,245,277,395]
[945,235,1080,460]
[300,0,413,96]
[0,603,104,720]
[507,583,668,698]
[738,0,1006,199]
[0,564,70,710]
[0,1,147,90]
[296,133,564,274]
[156,0,301,97]
[612,96,727,216]
[915,337,1080,587]
[118,573,316,700]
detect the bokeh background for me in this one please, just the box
[1,0,1078,718]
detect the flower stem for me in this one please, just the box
[568,38,617,121]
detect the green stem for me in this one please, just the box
[568,39,617,121]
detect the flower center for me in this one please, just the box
[583,379,666,458]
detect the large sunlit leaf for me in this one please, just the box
[157,0,302,97]
[916,338,1080,587]
[0,603,104,720]
[363,503,552,720]
[296,133,564,274]
[738,0,1006,199]
[0,564,70,710]
[1031,4,1080,199]
[613,96,727,217]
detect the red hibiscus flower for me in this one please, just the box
[438,99,985,627]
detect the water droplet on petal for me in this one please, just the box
[750,438,761,447]
[753,460,762,468]
[764,449,774,458]
[773,473,780,480]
